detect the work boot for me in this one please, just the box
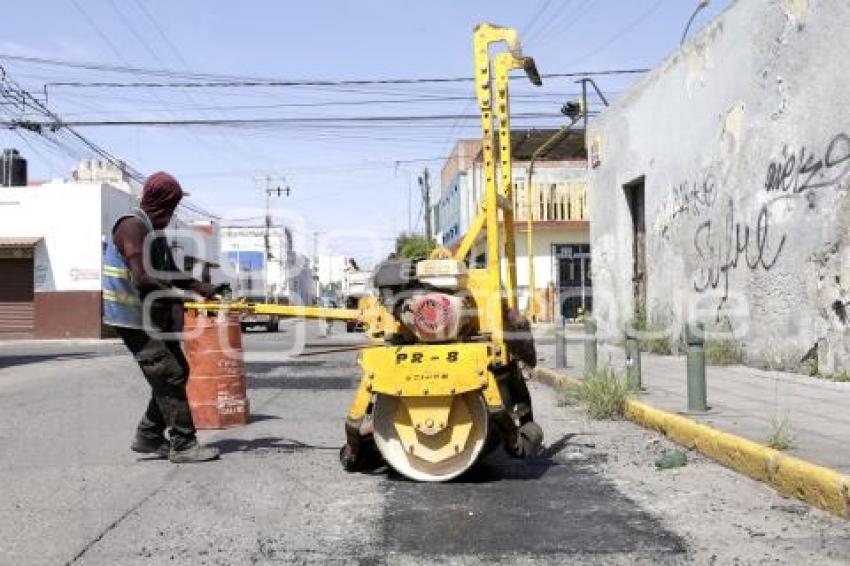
[130,435,170,458]
[504,421,544,458]
[169,441,220,463]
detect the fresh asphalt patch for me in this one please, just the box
[244,344,688,562]
[381,448,688,560]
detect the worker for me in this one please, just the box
[103,172,224,463]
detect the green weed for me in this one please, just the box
[575,367,634,420]
[764,414,796,451]
[705,339,744,366]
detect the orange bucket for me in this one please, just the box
[183,309,250,429]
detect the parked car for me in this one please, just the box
[238,293,286,333]
[317,296,339,309]
[341,270,373,333]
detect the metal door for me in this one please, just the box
[555,244,592,321]
[0,257,35,336]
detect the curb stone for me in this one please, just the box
[533,366,850,519]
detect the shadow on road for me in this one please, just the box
[459,433,578,483]
[209,436,339,455]
[247,413,282,424]
[0,352,100,370]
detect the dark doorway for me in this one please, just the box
[623,177,646,322]
[0,257,35,337]
[555,243,592,321]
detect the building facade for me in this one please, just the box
[436,140,482,249]
[435,170,471,249]
[220,225,313,306]
[508,158,590,322]
[0,180,135,338]
[587,0,850,372]
[0,154,235,338]
[436,131,590,321]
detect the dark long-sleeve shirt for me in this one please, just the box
[113,216,208,333]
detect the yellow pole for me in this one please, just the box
[473,25,504,342]
[494,52,518,311]
[526,167,536,321]
[523,114,583,321]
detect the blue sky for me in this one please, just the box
[0,0,732,264]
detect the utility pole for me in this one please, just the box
[418,168,432,242]
[575,77,609,134]
[255,175,290,300]
[312,230,322,301]
[407,175,412,234]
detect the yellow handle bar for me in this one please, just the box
[184,301,361,322]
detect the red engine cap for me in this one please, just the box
[411,293,455,340]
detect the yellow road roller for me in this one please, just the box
[187,23,544,481]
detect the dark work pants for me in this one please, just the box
[117,327,197,450]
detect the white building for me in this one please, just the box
[0,174,136,338]
[316,255,347,288]
[587,0,850,372]
[0,154,227,338]
[72,158,133,186]
[219,225,313,306]
[290,253,314,306]
[170,219,229,287]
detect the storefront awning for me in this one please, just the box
[0,237,42,248]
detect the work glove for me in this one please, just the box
[212,283,232,298]
[194,282,231,299]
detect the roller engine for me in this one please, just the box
[374,259,475,344]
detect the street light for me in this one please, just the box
[681,0,710,46]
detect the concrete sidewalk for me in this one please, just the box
[533,325,850,475]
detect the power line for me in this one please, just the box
[0,64,218,219]
[566,0,668,65]
[3,111,576,129]
[0,52,257,81]
[67,0,128,65]
[525,0,581,46]
[522,0,557,38]
[71,0,275,193]
[41,68,649,91]
[527,0,597,47]
[107,0,163,65]
[0,51,649,86]
[63,0,223,220]
[49,92,610,117]
[131,0,192,69]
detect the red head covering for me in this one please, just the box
[140,171,185,212]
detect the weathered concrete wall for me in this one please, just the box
[588,0,850,372]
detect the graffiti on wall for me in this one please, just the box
[654,171,717,239]
[654,132,850,303]
[764,133,850,196]
[692,196,787,301]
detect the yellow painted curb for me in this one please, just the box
[533,366,850,519]
[533,366,581,390]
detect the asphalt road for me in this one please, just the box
[1,321,848,565]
